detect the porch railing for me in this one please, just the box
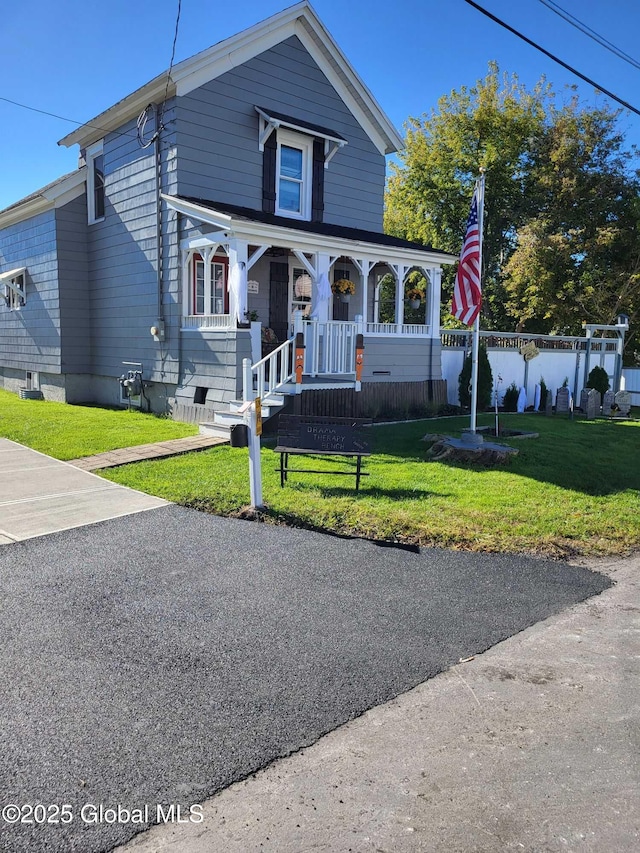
[302,319,358,376]
[366,322,431,336]
[182,314,234,330]
[243,338,294,403]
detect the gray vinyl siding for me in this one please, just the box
[0,210,61,373]
[86,107,181,384]
[56,195,90,373]
[177,330,252,406]
[362,337,442,382]
[176,36,385,231]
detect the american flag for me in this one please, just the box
[452,187,482,326]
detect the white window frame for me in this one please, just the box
[275,129,313,221]
[289,261,313,329]
[189,251,229,317]
[86,140,105,224]
[1,268,26,310]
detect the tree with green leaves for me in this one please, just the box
[385,64,640,360]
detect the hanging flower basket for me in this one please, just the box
[407,287,423,310]
[332,278,355,300]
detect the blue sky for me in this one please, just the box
[2,0,639,211]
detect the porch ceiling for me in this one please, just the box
[163,194,457,267]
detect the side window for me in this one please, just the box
[87,141,105,224]
[191,254,228,315]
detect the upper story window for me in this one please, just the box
[257,107,347,224]
[276,131,313,220]
[1,268,26,310]
[86,141,105,224]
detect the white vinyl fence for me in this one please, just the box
[622,368,640,404]
[441,330,622,408]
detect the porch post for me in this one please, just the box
[352,258,372,328]
[428,267,442,335]
[181,249,191,318]
[313,252,332,323]
[395,266,407,329]
[202,246,213,315]
[393,264,404,332]
[228,240,249,323]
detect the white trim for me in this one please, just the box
[0,171,86,230]
[256,106,347,157]
[0,267,27,283]
[164,195,457,268]
[247,244,270,270]
[57,2,402,157]
[86,140,105,225]
[2,268,26,310]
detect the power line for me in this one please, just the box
[463,0,640,118]
[0,94,139,142]
[1,0,183,144]
[158,0,182,134]
[537,0,640,72]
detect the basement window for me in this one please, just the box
[193,387,208,405]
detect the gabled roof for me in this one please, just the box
[58,2,403,156]
[0,170,85,229]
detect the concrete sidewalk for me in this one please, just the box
[0,438,168,543]
[118,554,639,853]
[68,435,226,471]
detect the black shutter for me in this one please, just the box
[262,132,277,214]
[269,262,289,342]
[311,139,325,223]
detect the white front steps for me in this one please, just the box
[198,392,286,438]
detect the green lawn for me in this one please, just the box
[0,389,197,459]
[101,412,640,558]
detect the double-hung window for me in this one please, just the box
[258,106,347,223]
[192,254,228,315]
[275,130,313,220]
[87,141,105,224]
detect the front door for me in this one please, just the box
[269,262,289,342]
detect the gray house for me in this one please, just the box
[0,1,455,427]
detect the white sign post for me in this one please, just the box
[247,401,263,509]
[236,399,263,509]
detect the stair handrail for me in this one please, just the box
[243,337,294,402]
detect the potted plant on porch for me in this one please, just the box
[332,278,355,303]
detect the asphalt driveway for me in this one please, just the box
[0,505,610,852]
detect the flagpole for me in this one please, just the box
[469,170,485,435]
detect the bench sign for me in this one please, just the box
[301,424,369,454]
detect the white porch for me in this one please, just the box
[163,194,455,435]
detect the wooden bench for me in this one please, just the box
[275,414,372,491]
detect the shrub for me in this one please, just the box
[503,382,520,412]
[587,365,610,396]
[458,345,493,411]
